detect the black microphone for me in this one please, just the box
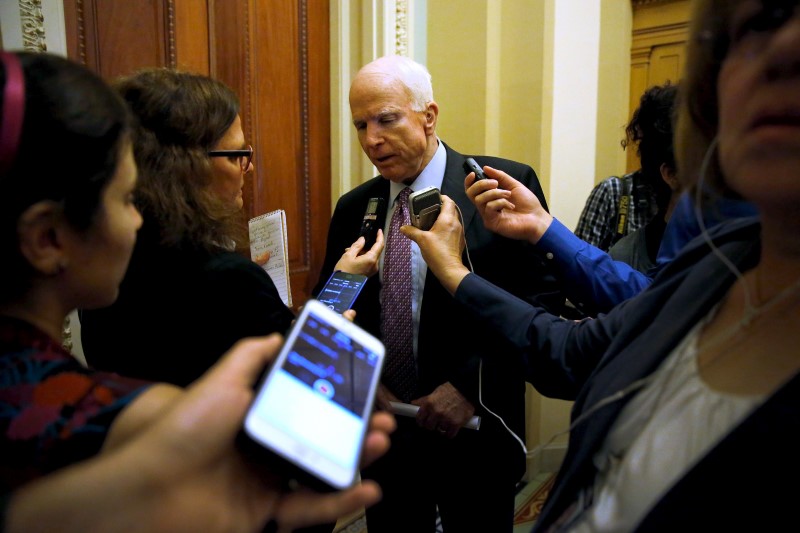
[463,157,486,181]
[358,197,387,249]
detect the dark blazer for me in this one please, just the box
[456,217,800,531]
[314,142,564,481]
[80,222,294,387]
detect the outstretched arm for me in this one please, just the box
[400,195,469,296]
[6,336,395,533]
[465,165,553,243]
[465,166,652,314]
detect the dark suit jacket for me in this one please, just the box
[314,142,564,482]
[457,217,800,531]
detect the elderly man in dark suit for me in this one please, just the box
[313,54,563,532]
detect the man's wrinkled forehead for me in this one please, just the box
[351,102,408,122]
[350,77,413,118]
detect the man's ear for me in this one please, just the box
[17,201,69,276]
[424,101,439,134]
[660,163,681,191]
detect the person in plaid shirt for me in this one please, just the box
[575,83,678,251]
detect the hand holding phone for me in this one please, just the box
[463,157,486,181]
[408,186,442,231]
[316,270,368,313]
[242,299,385,491]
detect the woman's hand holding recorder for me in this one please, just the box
[466,166,553,244]
[334,231,385,278]
[401,195,470,296]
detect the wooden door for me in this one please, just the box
[628,0,690,172]
[63,0,330,310]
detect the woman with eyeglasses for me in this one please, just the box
[80,69,383,391]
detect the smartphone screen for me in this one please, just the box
[243,300,385,490]
[316,271,368,313]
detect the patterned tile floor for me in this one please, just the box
[333,472,556,533]
[512,472,556,533]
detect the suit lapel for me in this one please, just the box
[440,143,478,232]
[369,177,391,204]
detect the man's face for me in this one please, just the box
[350,74,437,184]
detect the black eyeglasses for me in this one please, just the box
[208,145,253,172]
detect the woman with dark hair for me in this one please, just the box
[404,0,800,529]
[81,68,382,387]
[0,51,393,532]
[0,51,152,488]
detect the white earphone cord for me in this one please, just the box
[452,202,532,454]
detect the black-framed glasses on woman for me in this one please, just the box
[207,145,253,172]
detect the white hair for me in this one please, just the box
[360,55,433,112]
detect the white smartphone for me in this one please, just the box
[242,299,385,491]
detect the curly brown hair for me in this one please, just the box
[114,68,247,251]
[622,83,679,179]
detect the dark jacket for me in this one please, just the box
[457,217,799,531]
[80,221,294,387]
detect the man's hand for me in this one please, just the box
[334,230,385,277]
[411,382,475,439]
[374,383,400,412]
[401,196,470,296]
[466,166,553,244]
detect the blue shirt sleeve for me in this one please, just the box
[653,192,760,277]
[537,218,652,315]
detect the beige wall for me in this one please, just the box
[597,0,634,185]
[428,0,548,195]
[427,0,632,227]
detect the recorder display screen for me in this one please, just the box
[245,308,382,477]
[316,273,367,314]
[278,310,380,416]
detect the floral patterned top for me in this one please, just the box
[0,316,151,491]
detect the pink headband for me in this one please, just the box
[0,51,26,177]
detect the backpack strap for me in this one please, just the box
[612,172,635,245]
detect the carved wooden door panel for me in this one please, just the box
[628,0,689,172]
[63,0,330,310]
